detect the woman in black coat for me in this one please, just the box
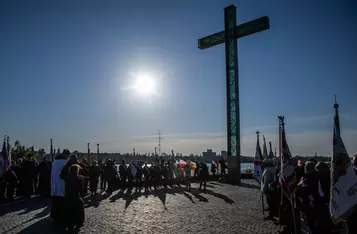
[64,164,85,233]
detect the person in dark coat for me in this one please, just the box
[154,165,162,190]
[4,166,18,200]
[194,161,199,178]
[64,164,85,234]
[21,154,37,198]
[313,162,336,234]
[100,161,106,192]
[295,161,318,234]
[37,156,52,197]
[89,161,100,196]
[149,165,155,190]
[199,163,209,190]
[211,162,217,180]
[135,163,143,191]
[104,160,117,194]
[162,164,169,189]
[127,164,133,192]
[118,160,127,193]
[79,159,89,197]
[219,159,227,178]
[13,159,24,197]
[142,163,150,191]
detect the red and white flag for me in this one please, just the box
[330,100,357,223]
[279,121,295,202]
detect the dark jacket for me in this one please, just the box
[89,165,101,181]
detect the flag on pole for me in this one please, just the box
[97,144,100,162]
[186,160,197,171]
[87,143,91,164]
[6,136,11,166]
[268,141,275,160]
[50,139,53,162]
[0,135,10,178]
[253,131,263,182]
[330,98,357,223]
[279,119,295,202]
[262,135,268,160]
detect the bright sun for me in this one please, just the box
[134,75,156,96]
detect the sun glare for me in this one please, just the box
[134,75,156,96]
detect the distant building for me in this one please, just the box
[221,150,227,160]
[202,149,217,161]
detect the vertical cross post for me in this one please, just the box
[224,5,240,184]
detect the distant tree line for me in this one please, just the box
[10,140,45,161]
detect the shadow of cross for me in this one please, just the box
[198,4,270,184]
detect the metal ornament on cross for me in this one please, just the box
[198,5,270,184]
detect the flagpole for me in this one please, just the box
[279,116,297,234]
[50,139,53,161]
[87,143,91,164]
[97,144,99,162]
[7,136,11,166]
[278,116,283,227]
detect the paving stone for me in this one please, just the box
[0,179,281,234]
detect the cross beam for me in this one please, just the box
[198,5,270,184]
[198,16,269,50]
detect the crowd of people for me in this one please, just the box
[0,149,227,233]
[4,149,356,234]
[260,156,357,234]
[0,153,52,200]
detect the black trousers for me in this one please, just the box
[100,178,106,191]
[347,211,357,234]
[90,179,98,193]
[51,196,66,223]
[120,177,127,190]
[144,177,150,190]
[199,180,207,190]
[107,179,115,193]
[0,180,4,202]
[136,178,142,190]
[65,197,84,230]
[6,183,16,199]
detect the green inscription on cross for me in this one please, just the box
[198,5,270,184]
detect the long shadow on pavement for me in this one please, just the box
[239,182,260,190]
[0,196,50,217]
[12,217,66,234]
[84,193,111,208]
[209,182,224,186]
[106,184,236,210]
[108,185,200,210]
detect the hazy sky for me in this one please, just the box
[1,0,356,156]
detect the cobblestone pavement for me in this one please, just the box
[0,179,281,234]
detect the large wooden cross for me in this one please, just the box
[198,5,270,184]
